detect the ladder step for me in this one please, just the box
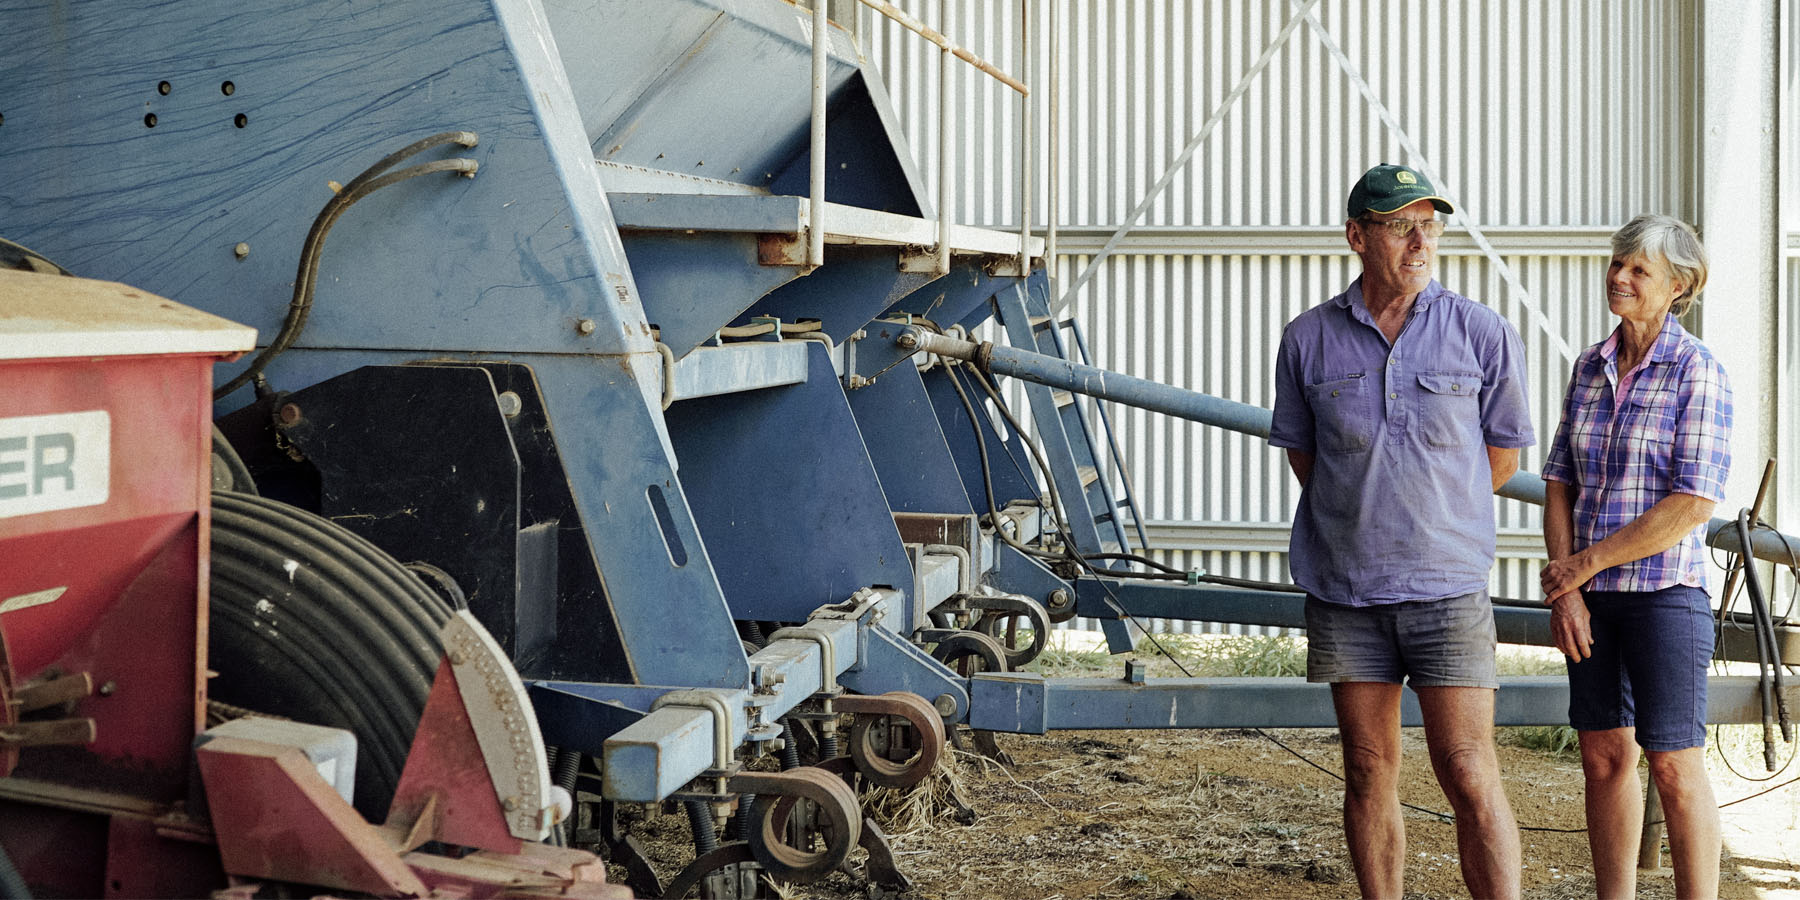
[1053,390,1074,408]
[1029,315,1053,329]
[1078,465,1100,487]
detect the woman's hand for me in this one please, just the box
[1548,592,1595,661]
[1542,552,1597,660]
[1540,551,1595,603]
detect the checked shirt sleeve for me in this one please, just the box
[1670,354,1732,502]
[1540,368,1581,486]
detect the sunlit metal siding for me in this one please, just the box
[866,1,1699,230]
[1784,7,1799,554]
[863,1,1704,630]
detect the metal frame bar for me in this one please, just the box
[1050,225,1621,257]
[1017,0,1031,275]
[855,0,1027,93]
[852,0,1033,277]
[899,324,1800,569]
[809,0,829,271]
[968,674,1800,732]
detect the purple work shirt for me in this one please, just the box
[1541,314,1732,591]
[1271,278,1535,606]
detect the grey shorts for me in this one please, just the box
[1305,590,1499,689]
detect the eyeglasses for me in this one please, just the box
[1357,216,1446,239]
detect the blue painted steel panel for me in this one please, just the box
[529,354,751,689]
[845,367,974,514]
[884,260,1011,331]
[765,75,928,216]
[742,246,938,341]
[920,367,1038,515]
[619,230,800,358]
[543,0,731,149]
[528,683,647,756]
[576,0,861,192]
[1,0,653,360]
[665,341,915,627]
[551,0,930,213]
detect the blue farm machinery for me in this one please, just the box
[3,1,1799,897]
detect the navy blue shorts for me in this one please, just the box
[1566,584,1714,751]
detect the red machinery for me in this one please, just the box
[0,267,627,899]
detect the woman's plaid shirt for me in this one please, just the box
[1542,314,1732,591]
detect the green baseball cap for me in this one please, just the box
[1347,164,1454,218]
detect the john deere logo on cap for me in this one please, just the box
[1396,171,1417,185]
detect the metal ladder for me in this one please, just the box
[992,273,1142,559]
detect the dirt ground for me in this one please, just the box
[615,723,1800,899]
[608,640,1800,899]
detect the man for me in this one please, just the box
[1270,163,1533,900]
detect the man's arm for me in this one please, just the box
[1286,449,1314,487]
[1485,445,1519,493]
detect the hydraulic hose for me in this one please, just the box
[209,425,258,495]
[1738,510,1786,769]
[548,746,583,846]
[779,719,802,771]
[215,132,479,400]
[208,490,453,819]
[685,800,719,855]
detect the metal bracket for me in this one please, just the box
[649,690,737,774]
[922,543,972,594]
[767,626,838,694]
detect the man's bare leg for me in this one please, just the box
[1417,686,1521,899]
[1331,681,1406,899]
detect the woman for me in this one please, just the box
[1539,213,1733,900]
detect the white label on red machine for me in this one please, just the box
[0,411,111,518]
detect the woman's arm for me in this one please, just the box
[1542,480,1578,564]
[1540,490,1716,602]
[1541,479,1593,659]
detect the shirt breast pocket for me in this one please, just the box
[1304,375,1371,453]
[1417,372,1482,448]
[1622,393,1678,468]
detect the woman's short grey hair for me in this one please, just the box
[1611,214,1709,316]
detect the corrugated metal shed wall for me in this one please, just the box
[864,2,1713,630]
[1787,3,1799,550]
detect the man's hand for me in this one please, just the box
[1285,449,1314,487]
[1548,592,1594,661]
